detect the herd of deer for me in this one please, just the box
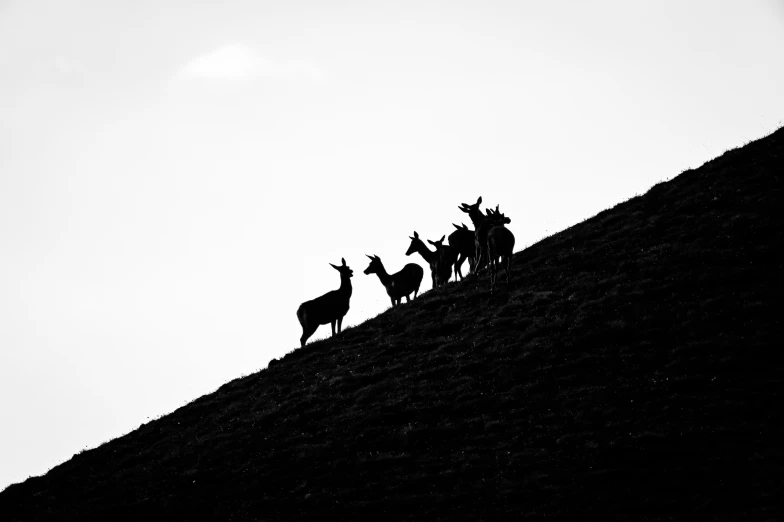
[296,197,516,347]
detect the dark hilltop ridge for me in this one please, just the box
[2,128,782,521]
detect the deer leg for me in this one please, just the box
[301,324,318,347]
[489,258,494,292]
[337,317,343,333]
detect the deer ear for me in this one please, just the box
[427,240,435,246]
[341,258,346,266]
[413,231,419,239]
[439,235,445,242]
[495,204,499,212]
[477,196,482,205]
[366,254,374,260]
[329,263,339,270]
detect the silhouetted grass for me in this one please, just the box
[1,127,782,521]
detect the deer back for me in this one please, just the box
[448,225,474,256]
[388,263,424,298]
[488,225,515,257]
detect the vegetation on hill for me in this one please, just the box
[1,127,782,521]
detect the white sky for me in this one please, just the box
[1,0,783,490]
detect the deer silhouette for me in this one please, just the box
[487,212,515,292]
[459,196,495,273]
[427,235,458,285]
[448,223,475,280]
[474,206,507,273]
[363,255,424,306]
[296,258,353,347]
[405,231,451,288]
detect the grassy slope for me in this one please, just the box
[1,128,782,521]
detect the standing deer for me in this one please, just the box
[405,231,451,288]
[296,258,353,347]
[459,196,492,273]
[427,235,459,285]
[474,206,506,273]
[487,212,515,292]
[448,223,475,280]
[363,255,424,306]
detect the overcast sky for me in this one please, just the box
[1,0,782,491]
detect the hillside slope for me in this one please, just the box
[1,128,782,521]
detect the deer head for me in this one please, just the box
[405,231,421,256]
[490,210,511,226]
[458,196,482,217]
[329,258,353,278]
[427,235,447,250]
[363,255,382,275]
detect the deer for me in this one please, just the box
[459,196,494,273]
[296,258,353,347]
[363,255,424,306]
[474,206,507,273]
[448,223,475,280]
[487,211,515,292]
[405,231,452,288]
[427,235,459,285]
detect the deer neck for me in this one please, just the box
[413,240,437,264]
[339,274,353,297]
[373,263,393,286]
[469,212,486,229]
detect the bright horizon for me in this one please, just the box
[1,0,783,491]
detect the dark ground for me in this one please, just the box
[1,128,782,521]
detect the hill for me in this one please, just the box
[1,128,782,521]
